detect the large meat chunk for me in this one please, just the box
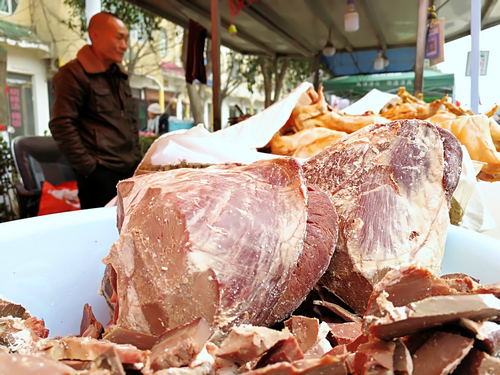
[104,158,335,338]
[302,120,462,314]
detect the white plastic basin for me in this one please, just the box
[0,207,499,337]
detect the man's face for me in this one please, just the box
[92,18,129,63]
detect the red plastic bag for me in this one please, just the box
[37,181,81,216]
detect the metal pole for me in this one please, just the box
[211,0,221,132]
[414,0,429,96]
[471,0,481,114]
[86,0,101,44]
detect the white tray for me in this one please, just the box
[0,208,499,336]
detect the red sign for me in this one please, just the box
[8,87,22,127]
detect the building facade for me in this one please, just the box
[0,1,264,138]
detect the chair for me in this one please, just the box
[11,136,77,218]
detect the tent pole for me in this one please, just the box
[211,0,221,131]
[470,0,481,114]
[313,53,320,91]
[414,0,429,96]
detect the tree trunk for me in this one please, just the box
[187,83,206,125]
[273,57,290,104]
[258,56,272,108]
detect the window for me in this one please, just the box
[0,0,18,14]
[7,73,35,138]
[229,106,238,118]
[159,28,168,58]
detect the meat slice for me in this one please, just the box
[0,353,77,375]
[412,332,473,375]
[302,119,462,314]
[102,326,158,351]
[265,185,338,327]
[364,264,455,320]
[80,304,103,339]
[104,158,313,337]
[284,316,320,353]
[255,336,304,368]
[366,294,500,340]
[37,336,148,364]
[350,340,396,375]
[149,317,211,371]
[244,354,349,375]
[393,339,413,375]
[459,318,500,357]
[0,299,30,320]
[216,325,290,365]
[327,322,362,345]
[453,348,500,375]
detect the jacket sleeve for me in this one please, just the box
[49,65,97,176]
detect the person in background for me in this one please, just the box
[146,102,169,135]
[49,12,141,209]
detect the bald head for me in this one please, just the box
[88,12,129,67]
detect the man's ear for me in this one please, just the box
[89,28,99,44]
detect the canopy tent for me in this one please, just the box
[124,0,500,130]
[323,70,455,102]
[127,0,500,59]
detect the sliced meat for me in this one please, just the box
[0,299,30,320]
[216,325,290,365]
[255,336,304,368]
[104,158,312,337]
[284,316,320,354]
[459,318,500,357]
[393,339,413,375]
[302,120,462,314]
[265,185,338,327]
[366,294,500,340]
[0,353,77,375]
[327,322,362,345]
[350,340,396,375]
[80,304,103,339]
[364,264,455,320]
[149,317,211,371]
[453,348,500,375]
[37,336,148,365]
[102,326,158,351]
[412,332,473,375]
[244,354,349,375]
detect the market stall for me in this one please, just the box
[1,1,500,373]
[323,70,455,103]
[124,0,500,129]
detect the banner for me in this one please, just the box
[427,19,445,66]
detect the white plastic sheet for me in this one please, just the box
[138,83,313,169]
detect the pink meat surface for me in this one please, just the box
[104,158,312,337]
[302,120,462,314]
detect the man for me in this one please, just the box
[146,102,169,135]
[49,12,141,209]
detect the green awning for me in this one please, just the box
[323,70,454,95]
[0,19,49,52]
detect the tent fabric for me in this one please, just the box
[320,48,417,77]
[323,70,454,95]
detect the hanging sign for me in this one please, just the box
[466,51,489,76]
[426,18,445,66]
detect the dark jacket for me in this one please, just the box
[159,113,169,135]
[49,45,141,177]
